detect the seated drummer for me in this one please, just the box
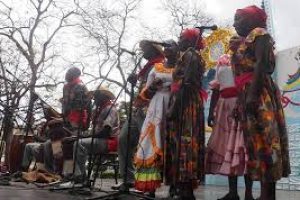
[73,87,120,182]
[43,125,70,174]
[21,113,64,172]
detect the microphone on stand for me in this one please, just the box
[120,48,136,56]
[147,41,173,48]
[195,25,218,31]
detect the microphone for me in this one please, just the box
[148,41,172,48]
[195,25,218,31]
[120,48,136,56]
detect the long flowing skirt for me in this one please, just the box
[206,97,248,176]
[239,78,291,181]
[164,86,205,187]
[134,91,170,192]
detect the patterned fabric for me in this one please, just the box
[137,55,165,81]
[232,28,269,76]
[134,63,174,192]
[94,102,119,136]
[62,78,91,128]
[94,102,120,152]
[232,28,291,181]
[164,48,205,187]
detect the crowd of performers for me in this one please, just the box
[15,5,290,200]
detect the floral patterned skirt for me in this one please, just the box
[164,87,205,187]
[240,80,291,181]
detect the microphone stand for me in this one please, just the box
[86,66,153,200]
[85,87,123,191]
[49,86,90,195]
[174,27,217,189]
[85,64,123,189]
[69,87,87,194]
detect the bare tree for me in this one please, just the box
[0,39,33,164]
[162,0,214,34]
[0,0,75,165]
[0,0,74,131]
[73,0,143,94]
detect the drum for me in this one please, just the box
[8,134,34,173]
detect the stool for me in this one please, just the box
[92,151,119,187]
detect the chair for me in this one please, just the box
[91,151,119,187]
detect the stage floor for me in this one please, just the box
[1,179,300,200]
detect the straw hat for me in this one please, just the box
[43,105,62,119]
[93,86,115,101]
[139,40,164,55]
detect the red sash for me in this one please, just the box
[220,87,238,98]
[67,110,88,128]
[234,72,254,91]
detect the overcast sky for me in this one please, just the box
[140,0,300,51]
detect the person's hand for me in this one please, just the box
[62,136,77,144]
[127,73,138,85]
[229,36,243,51]
[207,114,214,127]
[231,106,237,119]
[149,78,163,91]
[95,125,112,138]
[133,97,148,108]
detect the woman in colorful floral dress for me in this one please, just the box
[232,5,290,200]
[164,28,206,200]
[134,40,177,197]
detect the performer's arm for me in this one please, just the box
[208,89,220,127]
[246,35,272,113]
[94,107,118,138]
[139,68,162,100]
[182,50,204,86]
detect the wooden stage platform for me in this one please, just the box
[1,179,300,200]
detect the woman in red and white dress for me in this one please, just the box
[206,49,254,200]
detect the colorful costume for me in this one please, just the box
[134,63,173,192]
[62,77,91,129]
[164,47,206,187]
[206,54,248,176]
[74,101,119,177]
[233,27,290,181]
[118,55,164,186]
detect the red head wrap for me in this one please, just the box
[236,5,267,28]
[180,28,204,50]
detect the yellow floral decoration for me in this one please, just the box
[201,28,235,69]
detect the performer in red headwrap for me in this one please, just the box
[232,5,290,200]
[164,28,206,200]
